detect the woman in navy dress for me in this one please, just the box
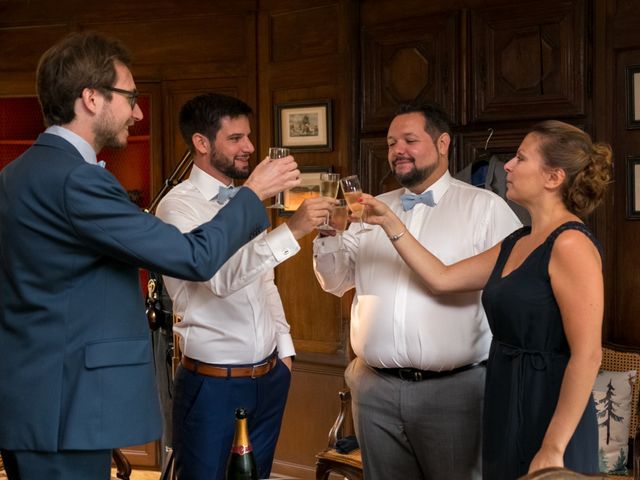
[358,120,612,478]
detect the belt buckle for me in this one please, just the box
[251,360,268,379]
[398,368,421,381]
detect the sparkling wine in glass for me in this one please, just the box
[340,175,371,233]
[317,173,340,230]
[329,199,349,233]
[266,147,290,209]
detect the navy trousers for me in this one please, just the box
[172,356,291,480]
[0,449,111,480]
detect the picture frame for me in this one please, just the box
[627,65,640,130]
[627,155,640,219]
[280,166,331,216]
[274,100,332,152]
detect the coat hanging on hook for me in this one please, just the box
[455,128,531,225]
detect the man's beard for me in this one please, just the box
[393,159,439,189]
[210,149,250,180]
[93,107,128,151]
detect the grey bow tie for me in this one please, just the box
[400,190,435,211]
[216,186,241,204]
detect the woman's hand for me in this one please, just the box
[358,194,393,227]
[528,445,564,474]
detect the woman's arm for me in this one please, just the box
[528,230,603,473]
[359,195,501,293]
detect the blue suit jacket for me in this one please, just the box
[0,133,268,451]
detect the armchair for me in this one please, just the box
[600,343,640,480]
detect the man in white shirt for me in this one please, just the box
[156,93,332,480]
[313,103,521,480]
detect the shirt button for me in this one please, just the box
[283,249,290,255]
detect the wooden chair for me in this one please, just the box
[600,343,640,479]
[111,449,132,480]
[518,467,608,479]
[315,389,363,480]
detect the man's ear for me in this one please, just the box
[192,133,210,156]
[436,132,451,156]
[79,87,100,114]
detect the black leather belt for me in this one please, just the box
[375,361,486,382]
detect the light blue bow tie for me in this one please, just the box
[216,186,241,204]
[400,190,436,211]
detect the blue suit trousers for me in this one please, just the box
[0,449,112,480]
[172,357,291,480]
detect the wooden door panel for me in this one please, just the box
[361,11,460,133]
[470,0,585,121]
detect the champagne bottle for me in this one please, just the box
[225,408,258,480]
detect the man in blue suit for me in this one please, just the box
[0,31,300,480]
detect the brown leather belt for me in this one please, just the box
[181,354,278,379]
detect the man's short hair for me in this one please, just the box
[395,102,452,142]
[179,94,253,151]
[36,31,131,127]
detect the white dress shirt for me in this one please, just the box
[313,171,521,370]
[155,165,298,364]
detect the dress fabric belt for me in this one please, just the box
[181,352,278,379]
[374,361,486,382]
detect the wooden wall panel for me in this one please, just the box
[360,12,460,132]
[470,0,586,121]
[0,25,70,73]
[161,78,255,177]
[269,5,341,63]
[358,137,399,196]
[274,366,347,479]
[610,47,640,345]
[87,15,253,79]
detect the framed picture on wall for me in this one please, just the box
[274,100,332,152]
[627,155,640,219]
[627,65,640,129]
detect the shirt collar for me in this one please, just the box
[401,170,451,205]
[45,125,98,166]
[189,165,234,201]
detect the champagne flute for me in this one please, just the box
[317,173,340,230]
[266,147,290,209]
[340,175,371,233]
[330,199,349,232]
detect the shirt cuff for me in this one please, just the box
[277,334,296,359]
[265,223,301,262]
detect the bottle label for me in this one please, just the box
[230,445,253,455]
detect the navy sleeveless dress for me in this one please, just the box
[481,221,600,479]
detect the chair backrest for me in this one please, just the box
[518,466,607,479]
[601,343,640,439]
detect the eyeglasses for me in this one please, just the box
[104,86,139,109]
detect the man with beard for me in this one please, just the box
[155,93,333,480]
[313,103,521,480]
[0,33,300,480]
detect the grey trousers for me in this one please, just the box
[345,357,485,480]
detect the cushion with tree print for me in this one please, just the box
[592,369,637,474]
